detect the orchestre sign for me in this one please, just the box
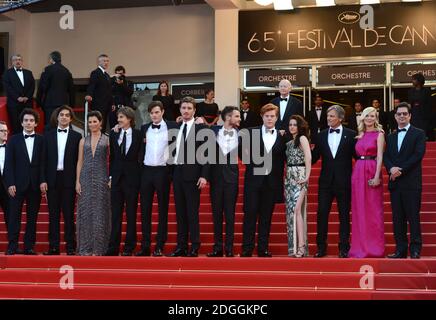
[393,64,436,83]
[317,65,385,85]
[245,69,310,87]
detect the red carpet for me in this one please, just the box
[0,142,435,299]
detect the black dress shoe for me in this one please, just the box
[66,250,76,256]
[24,249,37,255]
[225,251,234,257]
[104,249,119,256]
[44,249,60,256]
[240,251,252,257]
[5,249,16,255]
[206,250,223,257]
[314,251,327,258]
[258,250,272,257]
[135,248,151,256]
[168,248,187,257]
[411,252,421,259]
[187,249,199,257]
[122,250,133,256]
[387,252,407,259]
[339,251,349,258]
[152,248,163,257]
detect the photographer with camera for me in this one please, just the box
[109,65,134,129]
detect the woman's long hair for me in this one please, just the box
[156,80,171,96]
[357,106,383,138]
[289,115,309,148]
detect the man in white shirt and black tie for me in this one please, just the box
[40,106,82,255]
[4,109,44,255]
[2,54,35,134]
[106,107,142,256]
[136,101,178,257]
[239,98,261,129]
[308,95,328,143]
[271,79,303,132]
[0,121,9,233]
[312,105,357,258]
[207,106,241,258]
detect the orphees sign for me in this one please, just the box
[239,2,436,62]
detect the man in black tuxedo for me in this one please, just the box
[271,79,303,132]
[312,105,357,258]
[4,109,44,255]
[109,65,134,129]
[168,96,209,257]
[347,101,364,133]
[239,98,261,129]
[307,95,328,143]
[207,106,241,258]
[85,54,114,132]
[241,104,287,258]
[106,107,142,256]
[0,121,9,232]
[384,102,426,259]
[40,106,81,255]
[2,54,35,134]
[371,99,388,131]
[136,101,178,257]
[408,73,433,140]
[36,51,75,128]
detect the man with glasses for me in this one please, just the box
[384,102,426,259]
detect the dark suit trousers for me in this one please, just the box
[242,181,276,253]
[47,171,76,251]
[172,166,201,251]
[0,185,9,233]
[316,187,351,253]
[7,105,26,134]
[390,189,422,254]
[210,180,237,252]
[140,165,170,249]
[8,186,41,251]
[108,176,139,252]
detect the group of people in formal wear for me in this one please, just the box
[0,50,430,259]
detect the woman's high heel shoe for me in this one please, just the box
[294,245,306,258]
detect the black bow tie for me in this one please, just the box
[241,110,248,113]
[280,98,288,102]
[16,69,22,72]
[224,130,234,137]
[316,107,322,111]
[58,129,67,133]
[265,128,275,134]
[398,128,407,132]
[329,128,340,134]
[0,145,5,148]
[152,124,161,130]
[24,134,35,139]
[356,112,362,116]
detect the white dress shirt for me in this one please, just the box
[144,121,168,166]
[328,125,343,159]
[242,110,248,121]
[279,95,289,121]
[57,127,69,170]
[15,67,25,87]
[217,127,238,156]
[175,118,195,164]
[262,125,277,153]
[0,143,6,175]
[23,131,36,162]
[118,127,132,155]
[316,108,322,121]
[98,65,107,76]
[397,123,410,152]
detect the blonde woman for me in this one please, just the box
[349,107,385,258]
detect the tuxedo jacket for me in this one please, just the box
[209,125,240,185]
[2,67,35,109]
[0,144,8,191]
[384,125,426,191]
[86,68,113,111]
[346,111,359,132]
[241,126,287,202]
[308,107,328,139]
[239,109,262,129]
[171,123,210,182]
[37,63,75,108]
[271,96,304,131]
[312,127,357,189]
[41,128,82,188]
[109,129,142,188]
[4,133,44,192]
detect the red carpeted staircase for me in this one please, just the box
[0,142,435,300]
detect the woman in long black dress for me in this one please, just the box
[196,89,219,127]
[152,80,175,121]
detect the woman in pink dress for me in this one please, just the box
[350,107,385,258]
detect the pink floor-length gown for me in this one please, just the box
[349,131,385,258]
